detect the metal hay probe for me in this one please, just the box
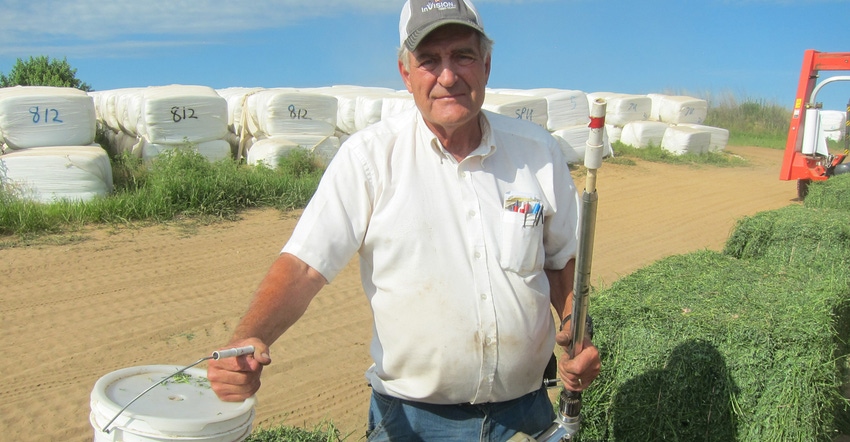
[536,98,607,442]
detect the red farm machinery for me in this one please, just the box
[780,50,850,199]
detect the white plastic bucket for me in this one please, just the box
[90,365,256,442]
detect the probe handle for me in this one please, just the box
[212,345,255,360]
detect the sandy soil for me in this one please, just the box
[0,146,800,441]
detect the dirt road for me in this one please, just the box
[0,146,797,441]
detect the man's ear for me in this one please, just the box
[484,54,492,84]
[398,59,413,92]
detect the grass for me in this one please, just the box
[610,141,748,167]
[703,95,791,149]
[0,145,324,237]
[246,421,345,442]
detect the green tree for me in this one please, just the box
[0,56,92,91]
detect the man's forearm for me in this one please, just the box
[232,253,327,345]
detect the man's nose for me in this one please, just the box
[437,62,459,88]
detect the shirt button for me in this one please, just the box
[468,210,476,217]
[480,293,487,300]
[474,252,481,259]
[459,172,467,178]
[485,337,493,345]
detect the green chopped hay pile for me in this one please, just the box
[803,173,850,212]
[580,189,850,440]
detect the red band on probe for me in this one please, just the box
[588,116,605,129]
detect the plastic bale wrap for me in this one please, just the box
[137,85,228,144]
[245,89,337,138]
[355,91,395,132]
[581,250,849,441]
[216,87,264,134]
[0,145,113,203]
[819,110,847,142]
[116,89,146,138]
[489,88,589,131]
[96,88,144,134]
[482,92,548,129]
[380,92,416,121]
[309,86,396,135]
[819,110,846,132]
[140,139,232,164]
[605,124,622,144]
[649,94,708,124]
[660,125,711,155]
[676,123,729,152]
[587,92,652,127]
[246,137,303,168]
[551,125,613,164]
[0,86,96,149]
[619,121,670,148]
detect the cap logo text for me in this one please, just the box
[422,1,457,13]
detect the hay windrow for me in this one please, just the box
[804,173,850,212]
[723,204,850,270]
[580,250,849,441]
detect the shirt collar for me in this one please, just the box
[418,111,497,163]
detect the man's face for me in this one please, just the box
[399,24,491,134]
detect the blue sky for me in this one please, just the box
[1,0,849,111]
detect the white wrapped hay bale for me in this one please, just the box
[103,129,140,157]
[93,88,140,133]
[661,126,711,155]
[140,139,232,163]
[246,137,302,168]
[380,92,416,121]
[0,145,112,203]
[280,134,341,166]
[216,87,264,134]
[0,86,96,149]
[606,124,622,144]
[355,91,396,132]
[482,93,548,128]
[677,123,729,152]
[309,86,396,135]
[137,85,228,144]
[817,110,845,131]
[116,90,146,137]
[819,110,846,141]
[651,94,708,124]
[587,92,651,127]
[490,88,589,131]
[620,121,670,148]
[245,88,337,138]
[247,134,340,167]
[551,125,613,164]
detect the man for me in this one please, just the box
[208,0,601,439]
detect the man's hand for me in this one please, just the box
[554,327,600,392]
[207,338,272,402]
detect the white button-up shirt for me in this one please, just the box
[282,108,579,404]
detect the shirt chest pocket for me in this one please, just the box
[499,210,544,276]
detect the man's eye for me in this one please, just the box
[418,58,437,69]
[456,55,476,67]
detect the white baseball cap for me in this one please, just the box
[399,0,487,51]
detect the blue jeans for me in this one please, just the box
[366,387,556,441]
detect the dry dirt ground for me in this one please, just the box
[0,146,808,441]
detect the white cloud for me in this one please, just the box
[0,0,399,53]
[0,0,559,57]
